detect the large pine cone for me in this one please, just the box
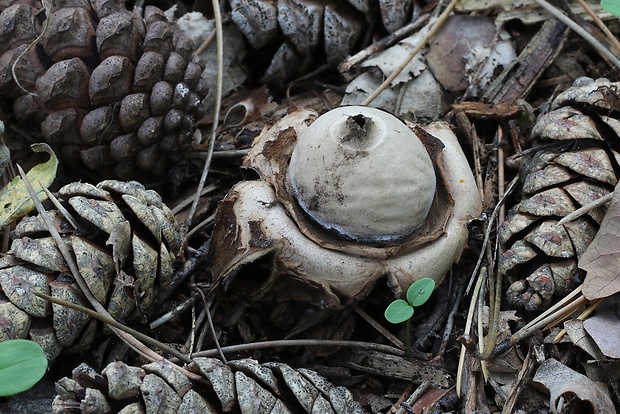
[0,180,182,361]
[499,77,620,311]
[226,0,415,82]
[0,0,208,179]
[53,358,365,413]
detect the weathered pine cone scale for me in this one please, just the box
[499,78,620,311]
[0,180,182,361]
[0,0,208,179]
[225,0,417,82]
[53,358,365,413]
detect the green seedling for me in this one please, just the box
[0,339,48,397]
[384,277,435,357]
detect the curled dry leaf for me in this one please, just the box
[563,319,605,360]
[579,183,620,300]
[0,143,58,227]
[533,358,615,414]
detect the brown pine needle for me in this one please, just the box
[557,192,613,225]
[362,0,458,106]
[576,0,620,56]
[553,298,603,342]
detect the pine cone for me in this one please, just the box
[499,77,620,311]
[53,358,365,413]
[0,0,208,179]
[0,180,182,360]
[226,0,414,82]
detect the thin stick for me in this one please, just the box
[553,298,602,341]
[195,29,216,56]
[33,291,192,365]
[466,176,519,294]
[457,267,486,396]
[185,0,223,228]
[534,0,620,71]
[388,383,415,414]
[479,240,502,360]
[575,0,620,55]
[171,184,218,215]
[193,286,227,363]
[338,14,431,72]
[521,285,584,333]
[557,192,613,225]
[361,0,458,106]
[395,381,431,414]
[185,213,216,240]
[497,127,506,223]
[476,277,489,380]
[352,304,403,349]
[437,276,465,358]
[191,339,405,358]
[489,289,588,357]
[150,292,200,329]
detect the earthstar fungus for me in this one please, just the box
[208,106,482,307]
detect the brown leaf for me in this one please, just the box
[579,184,620,300]
[583,295,620,359]
[533,358,615,414]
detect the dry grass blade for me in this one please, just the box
[338,13,431,72]
[553,298,603,341]
[489,287,589,357]
[467,176,519,294]
[192,286,227,363]
[576,0,620,55]
[185,0,224,229]
[40,185,79,230]
[457,266,486,396]
[534,0,620,70]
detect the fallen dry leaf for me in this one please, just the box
[533,358,615,414]
[564,319,604,360]
[579,184,620,300]
[583,294,620,359]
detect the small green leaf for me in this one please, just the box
[406,278,435,307]
[602,0,620,17]
[0,143,58,228]
[0,339,48,396]
[385,299,414,324]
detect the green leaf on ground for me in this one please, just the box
[406,278,435,307]
[385,299,414,324]
[0,339,48,396]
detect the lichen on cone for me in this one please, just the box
[0,0,208,180]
